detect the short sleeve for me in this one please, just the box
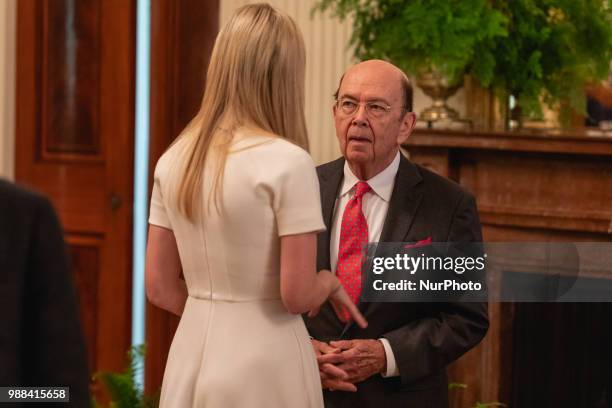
[271,146,326,236]
[148,161,172,229]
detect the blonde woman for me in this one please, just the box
[145,4,366,407]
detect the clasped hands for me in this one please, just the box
[311,338,386,392]
[307,271,382,391]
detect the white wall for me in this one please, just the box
[0,0,16,180]
[220,1,465,164]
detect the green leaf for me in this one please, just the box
[448,382,468,390]
[315,0,612,127]
[92,344,158,408]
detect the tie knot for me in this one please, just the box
[353,181,371,199]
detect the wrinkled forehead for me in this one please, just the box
[338,69,404,103]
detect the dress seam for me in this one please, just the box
[189,214,215,407]
[291,325,317,408]
[190,299,215,407]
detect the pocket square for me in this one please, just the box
[404,236,432,249]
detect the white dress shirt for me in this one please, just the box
[330,151,401,378]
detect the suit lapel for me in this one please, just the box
[316,158,344,272]
[378,155,423,243]
[316,158,347,333]
[362,154,424,319]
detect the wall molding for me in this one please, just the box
[0,0,16,179]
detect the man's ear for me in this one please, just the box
[397,111,417,145]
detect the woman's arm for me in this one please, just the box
[145,225,188,316]
[280,232,366,329]
[280,232,335,314]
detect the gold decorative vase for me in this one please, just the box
[416,70,463,123]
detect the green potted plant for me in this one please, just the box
[488,0,612,127]
[314,0,508,122]
[92,345,159,408]
[315,0,612,128]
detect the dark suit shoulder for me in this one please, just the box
[316,157,344,179]
[414,163,474,202]
[410,163,481,242]
[0,179,51,212]
[0,180,57,239]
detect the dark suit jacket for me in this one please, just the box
[304,156,489,408]
[0,180,90,407]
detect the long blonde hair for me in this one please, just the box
[175,3,308,221]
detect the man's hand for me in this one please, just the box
[317,339,387,384]
[311,339,357,392]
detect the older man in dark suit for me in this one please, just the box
[305,60,489,408]
[0,179,90,407]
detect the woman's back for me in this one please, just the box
[150,129,325,301]
[150,129,325,407]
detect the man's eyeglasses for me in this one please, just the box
[336,98,403,118]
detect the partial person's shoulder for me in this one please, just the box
[414,163,475,203]
[0,179,56,221]
[248,137,316,169]
[261,137,311,159]
[160,135,191,163]
[238,137,320,189]
[154,135,192,177]
[0,179,51,209]
[316,157,344,179]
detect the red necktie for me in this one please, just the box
[336,181,371,320]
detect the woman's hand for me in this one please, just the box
[308,271,367,329]
[328,284,368,329]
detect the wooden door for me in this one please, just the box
[15,0,135,393]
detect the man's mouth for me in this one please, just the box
[348,136,372,143]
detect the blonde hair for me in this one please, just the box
[175,3,308,221]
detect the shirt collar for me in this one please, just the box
[340,151,400,202]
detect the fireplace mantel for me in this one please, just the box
[403,127,612,407]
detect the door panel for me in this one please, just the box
[43,0,101,156]
[16,0,135,395]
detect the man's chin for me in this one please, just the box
[345,149,372,164]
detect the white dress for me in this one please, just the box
[149,130,325,408]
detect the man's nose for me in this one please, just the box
[351,104,368,127]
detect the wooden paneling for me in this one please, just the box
[16,0,135,400]
[407,127,612,156]
[146,0,219,393]
[67,236,101,370]
[42,0,101,156]
[405,128,612,408]
[459,151,612,234]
